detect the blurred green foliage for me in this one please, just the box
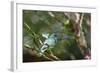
[23,10,91,62]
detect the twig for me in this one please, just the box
[24,44,55,61]
[79,13,84,30]
[42,54,54,61]
[49,49,60,60]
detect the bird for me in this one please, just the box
[39,32,73,55]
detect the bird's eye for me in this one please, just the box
[54,34,57,37]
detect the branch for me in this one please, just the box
[49,49,60,61]
[77,13,88,55]
[42,54,54,61]
[24,44,56,61]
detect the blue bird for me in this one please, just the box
[39,32,73,55]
